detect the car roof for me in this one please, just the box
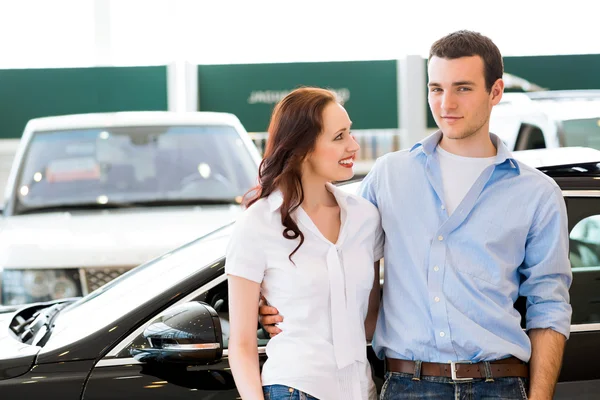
[525,89,600,100]
[512,147,600,168]
[24,111,242,132]
[502,147,600,189]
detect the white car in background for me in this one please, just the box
[0,111,261,305]
[490,89,600,151]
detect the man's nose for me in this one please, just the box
[441,92,457,111]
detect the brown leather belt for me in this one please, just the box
[386,357,529,380]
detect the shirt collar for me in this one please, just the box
[410,130,521,174]
[266,182,353,213]
[267,189,284,212]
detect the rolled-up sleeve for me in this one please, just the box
[519,185,573,339]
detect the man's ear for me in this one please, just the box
[491,78,505,105]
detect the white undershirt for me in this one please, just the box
[436,146,496,215]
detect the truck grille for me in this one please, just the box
[81,267,135,294]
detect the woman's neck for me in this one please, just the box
[300,176,337,212]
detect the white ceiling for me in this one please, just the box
[0,0,596,68]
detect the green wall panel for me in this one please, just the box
[198,60,398,132]
[504,54,600,91]
[0,66,167,139]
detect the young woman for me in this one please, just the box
[226,87,384,400]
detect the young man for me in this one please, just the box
[261,30,572,399]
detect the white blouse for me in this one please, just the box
[226,183,384,400]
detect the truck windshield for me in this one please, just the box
[15,125,258,214]
[562,118,600,150]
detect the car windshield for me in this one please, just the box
[561,118,600,150]
[15,125,258,214]
[43,224,233,351]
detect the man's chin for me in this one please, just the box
[441,126,476,140]
[441,130,465,140]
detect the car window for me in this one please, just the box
[119,274,270,358]
[561,118,600,150]
[16,125,258,213]
[515,123,546,150]
[569,215,600,324]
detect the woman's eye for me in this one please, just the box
[335,133,343,140]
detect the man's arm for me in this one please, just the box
[520,185,572,399]
[528,328,566,400]
[365,261,381,341]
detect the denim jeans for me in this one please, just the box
[263,384,319,400]
[380,372,529,399]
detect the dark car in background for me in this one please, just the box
[0,148,599,399]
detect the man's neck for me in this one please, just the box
[438,131,497,158]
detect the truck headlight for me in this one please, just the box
[1,269,82,305]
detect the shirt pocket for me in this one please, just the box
[453,220,523,286]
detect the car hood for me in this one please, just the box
[0,205,242,268]
[0,310,40,380]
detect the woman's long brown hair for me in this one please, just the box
[244,87,338,262]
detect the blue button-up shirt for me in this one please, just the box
[358,131,572,363]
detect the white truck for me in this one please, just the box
[0,111,262,305]
[490,89,600,151]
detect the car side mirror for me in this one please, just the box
[131,301,223,364]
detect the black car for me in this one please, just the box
[1,148,599,399]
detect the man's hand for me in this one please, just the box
[258,296,283,337]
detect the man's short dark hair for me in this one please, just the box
[429,30,503,92]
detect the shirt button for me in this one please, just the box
[440,331,445,337]
[434,266,440,272]
[441,205,446,210]
[434,296,440,302]
[438,235,444,241]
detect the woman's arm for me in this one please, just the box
[365,260,381,341]
[228,275,264,400]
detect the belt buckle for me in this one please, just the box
[450,361,473,381]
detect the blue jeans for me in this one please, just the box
[263,384,319,400]
[380,372,529,399]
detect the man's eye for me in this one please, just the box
[458,87,472,91]
[430,88,441,93]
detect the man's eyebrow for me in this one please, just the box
[452,81,476,86]
[428,81,476,87]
